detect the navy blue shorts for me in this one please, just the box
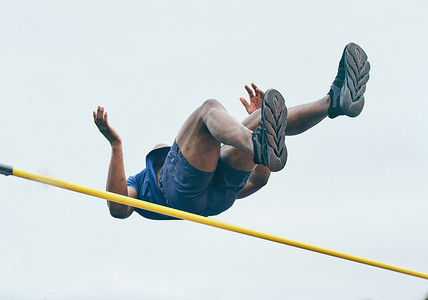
[158,141,252,217]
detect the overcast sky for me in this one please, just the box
[1,1,428,299]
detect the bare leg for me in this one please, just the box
[176,99,254,172]
[220,110,261,172]
[286,95,330,135]
[221,95,330,172]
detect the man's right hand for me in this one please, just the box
[93,106,122,146]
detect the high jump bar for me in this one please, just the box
[1,163,427,280]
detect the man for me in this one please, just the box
[93,42,370,220]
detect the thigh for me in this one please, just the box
[175,100,224,172]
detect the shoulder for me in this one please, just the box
[146,144,171,171]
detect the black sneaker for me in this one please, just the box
[252,89,288,172]
[328,42,370,118]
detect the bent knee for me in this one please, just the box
[257,176,269,188]
[200,99,225,113]
[197,99,226,121]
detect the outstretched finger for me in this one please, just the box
[96,106,103,120]
[245,85,254,98]
[239,97,250,112]
[251,83,259,96]
[94,107,100,122]
[252,83,264,98]
[94,107,106,128]
[93,110,99,122]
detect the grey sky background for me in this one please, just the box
[1,0,427,299]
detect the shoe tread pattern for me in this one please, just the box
[260,89,288,171]
[342,43,371,117]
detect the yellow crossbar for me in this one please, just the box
[2,164,428,280]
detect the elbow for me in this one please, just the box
[108,201,132,219]
[248,169,270,192]
[109,210,131,219]
[253,171,270,189]
[255,177,269,189]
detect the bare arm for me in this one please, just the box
[93,106,134,219]
[236,84,271,198]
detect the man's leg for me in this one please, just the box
[328,42,370,118]
[220,110,260,172]
[176,99,254,172]
[221,95,330,172]
[176,89,288,173]
[222,42,370,173]
[286,95,329,135]
[160,99,258,215]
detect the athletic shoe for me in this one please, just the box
[328,42,370,118]
[252,89,288,172]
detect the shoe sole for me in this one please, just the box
[260,89,288,172]
[341,42,371,117]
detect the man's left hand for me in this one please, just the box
[240,83,264,115]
